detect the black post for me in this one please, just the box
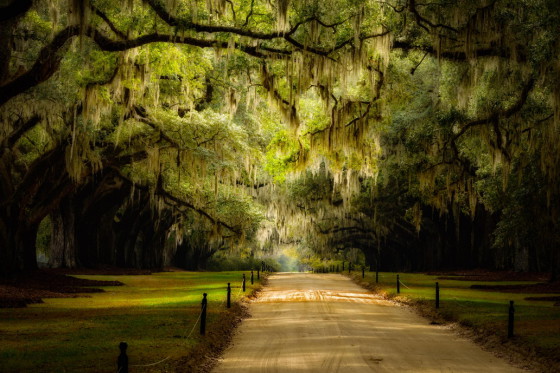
[342,261,345,271]
[436,282,440,309]
[397,274,400,294]
[508,300,515,338]
[375,269,379,283]
[117,342,128,373]
[242,274,246,292]
[200,293,207,335]
[348,262,351,274]
[257,269,260,280]
[227,283,231,308]
[251,270,254,285]
[362,267,365,279]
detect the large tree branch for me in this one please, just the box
[146,0,342,44]
[452,77,535,142]
[2,115,41,153]
[143,0,388,58]
[408,0,458,33]
[392,40,523,62]
[92,6,127,39]
[0,26,79,107]
[114,171,240,234]
[0,25,292,109]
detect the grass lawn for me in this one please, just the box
[351,271,560,369]
[0,271,261,373]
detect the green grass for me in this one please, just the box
[352,271,560,363]
[0,271,261,373]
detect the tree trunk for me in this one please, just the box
[48,197,77,268]
[0,204,39,278]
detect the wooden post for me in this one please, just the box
[342,261,345,271]
[242,274,246,292]
[251,270,254,285]
[117,342,128,373]
[227,283,231,308]
[362,267,365,279]
[397,274,400,294]
[257,269,260,280]
[508,300,515,338]
[200,293,207,335]
[436,282,440,309]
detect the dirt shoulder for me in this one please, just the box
[179,275,268,373]
[349,272,558,373]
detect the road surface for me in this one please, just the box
[212,273,523,372]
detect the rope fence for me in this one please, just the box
[347,271,518,340]
[116,271,266,372]
[398,279,411,290]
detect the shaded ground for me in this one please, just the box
[431,270,560,304]
[212,273,524,373]
[430,269,552,282]
[0,268,132,308]
[469,282,560,295]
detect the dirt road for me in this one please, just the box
[212,273,523,372]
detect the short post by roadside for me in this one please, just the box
[200,293,208,335]
[227,283,231,308]
[435,282,440,309]
[508,300,515,338]
[397,274,400,294]
[117,342,128,373]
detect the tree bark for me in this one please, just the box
[48,197,78,268]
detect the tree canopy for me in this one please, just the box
[1,0,559,278]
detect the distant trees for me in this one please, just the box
[272,1,560,277]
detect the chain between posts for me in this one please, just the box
[398,278,411,289]
[120,273,251,371]
[126,306,203,369]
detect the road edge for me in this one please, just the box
[346,272,554,373]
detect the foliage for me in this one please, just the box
[1,0,560,275]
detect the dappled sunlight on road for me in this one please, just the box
[212,273,524,373]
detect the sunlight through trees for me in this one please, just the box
[1,0,559,278]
